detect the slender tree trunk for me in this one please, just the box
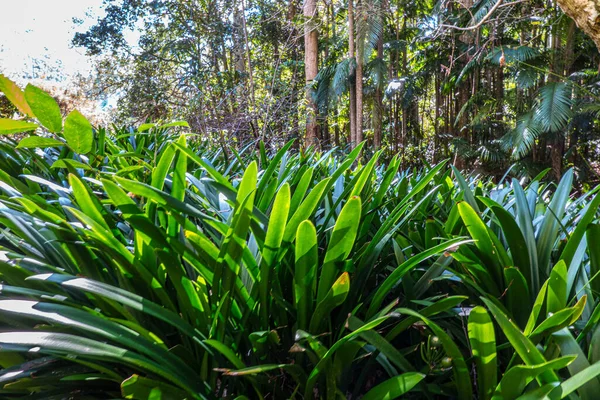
[304,0,319,146]
[355,0,364,145]
[373,36,384,149]
[348,0,357,148]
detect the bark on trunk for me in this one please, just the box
[348,0,357,148]
[557,0,600,52]
[304,0,319,146]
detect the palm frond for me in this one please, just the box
[356,0,384,62]
[487,46,540,66]
[515,68,540,89]
[502,111,542,159]
[367,57,387,90]
[533,82,573,132]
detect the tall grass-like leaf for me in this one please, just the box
[481,297,558,383]
[513,179,540,295]
[492,356,575,399]
[468,306,497,400]
[553,328,600,399]
[0,332,207,398]
[537,169,573,277]
[361,372,425,400]
[259,183,290,325]
[295,220,318,331]
[587,224,600,295]
[309,272,350,333]
[547,260,568,314]
[458,201,507,287]
[367,238,471,317]
[317,196,361,303]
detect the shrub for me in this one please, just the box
[2,77,600,399]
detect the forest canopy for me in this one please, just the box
[72,0,600,181]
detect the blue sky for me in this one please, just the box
[0,0,105,82]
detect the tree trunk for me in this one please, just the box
[373,36,384,149]
[355,0,364,145]
[348,0,357,148]
[304,0,319,146]
[556,0,600,52]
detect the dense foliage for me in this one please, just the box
[3,78,600,399]
[71,0,600,180]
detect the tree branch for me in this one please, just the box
[441,0,504,31]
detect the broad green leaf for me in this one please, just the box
[309,272,350,333]
[367,238,471,317]
[547,260,568,314]
[317,196,361,303]
[587,224,600,295]
[0,119,38,135]
[16,136,64,149]
[24,84,62,133]
[458,201,505,286]
[361,372,425,400]
[553,328,600,399]
[0,331,204,398]
[537,169,573,276]
[0,74,33,116]
[482,297,558,383]
[295,220,318,331]
[492,356,575,400]
[122,374,189,400]
[259,183,290,324]
[63,109,93,154]
[468,306,497,400]
[504,267,530,329]
[561,192,600,267]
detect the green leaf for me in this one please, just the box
[481,297,558,384]
[317,196,361,303]
[556,359,600,399]
[533,82,573,132]
[122,374,190,400]
[553,328,600,399]
[259,183,290,324]
[537,169,573,276]
[547,260,568,314]
[458,201,506,287]
[0,75,33,116]
[63,109,93,154]
[51,159,91,170]
[587,224,600,295]
[16,136,64,149]
[0,119,38,135]
[295,220,318,331]
[561,192,600,267]
[24,84,62,133]
[361,372,425,400]
[492,356,575,400]
[468,306,497,400]
[309,272,350,333]
[367,238,471,317]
